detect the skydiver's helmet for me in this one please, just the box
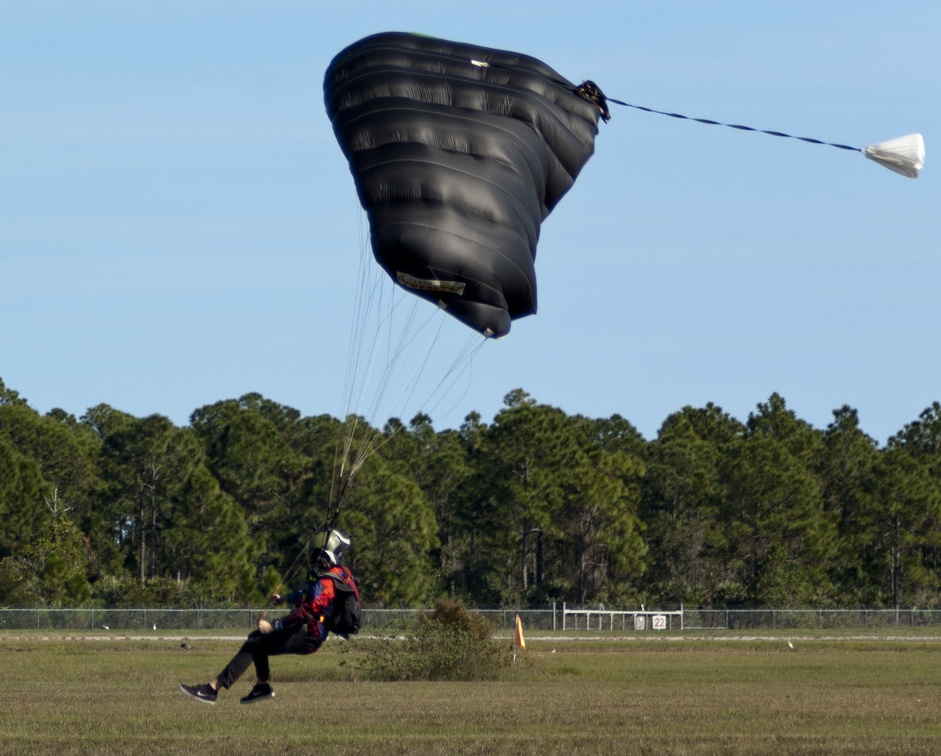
[309,528,351,568]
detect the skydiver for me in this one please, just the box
[179,528,360,705]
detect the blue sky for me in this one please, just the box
[1,1,937,444]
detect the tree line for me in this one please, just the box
[1,376,940,609]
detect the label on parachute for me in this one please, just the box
[397,272,466,296]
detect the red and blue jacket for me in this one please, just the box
[273,565,358,653]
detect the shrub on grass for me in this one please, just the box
[355,598,511,681]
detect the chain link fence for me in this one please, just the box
[0,607,557,633]
[684,607,941,630]
[2,605,940,633]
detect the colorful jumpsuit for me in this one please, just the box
[215,565,356,689]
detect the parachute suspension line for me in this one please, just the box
[349,308,485,466]
[260,529,317,621]
[330,330,484,486]
[342,295,444,475]
[362,289,429,423]
[340,285,427,474]
[419,330,486,419]
[327,205,385,517]
[329,212,375,509]
[330,220,375,496]
[290,201,371,612]
[330,208,488,523]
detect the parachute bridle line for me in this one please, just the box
[604,94,862,154]
[579,82,922,177]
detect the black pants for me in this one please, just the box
[216,626,310,689]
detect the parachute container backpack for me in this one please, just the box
[324,32,606,338]
[324,571,362,637]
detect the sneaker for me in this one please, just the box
[239,682,275,704]
[179,682,217,705]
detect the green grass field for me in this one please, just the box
[1,631,940,754]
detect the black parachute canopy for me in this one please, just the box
[324,32,605,338]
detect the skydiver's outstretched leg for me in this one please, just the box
[216,625,307,699]
[179,624,307,704]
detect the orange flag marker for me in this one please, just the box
[514,614,526,650]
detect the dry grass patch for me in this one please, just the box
[0,634,940,753]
